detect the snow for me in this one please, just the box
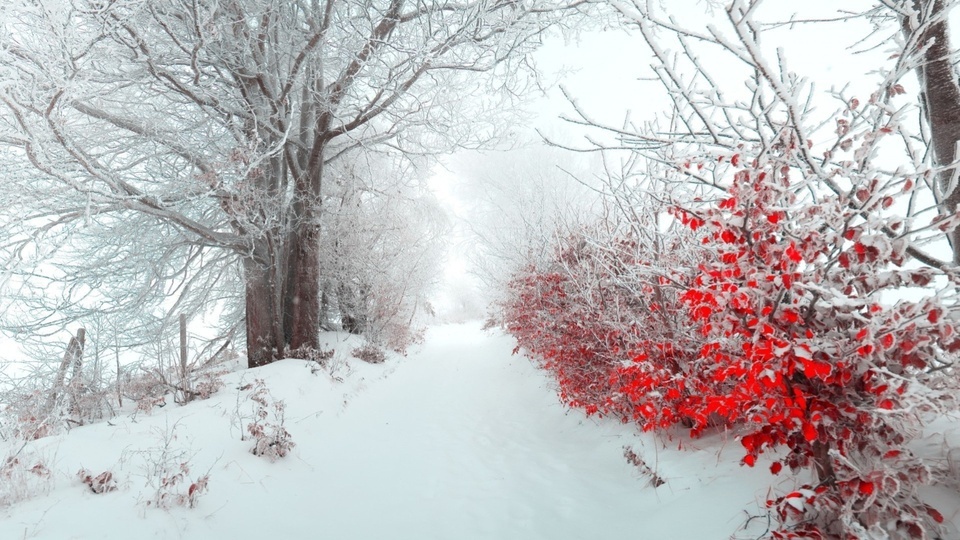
[2,323,958,539]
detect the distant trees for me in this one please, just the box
[505,1,960,537]
[0,0,585,366]
[319,155,447,349]
[452,144,600,305]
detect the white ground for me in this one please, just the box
[1,323,958,539]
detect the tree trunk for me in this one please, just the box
[287,219,323,351]
[244,258,284,368]
[903,0,960,263]
[284,148,325,353]
[244,162,325,367]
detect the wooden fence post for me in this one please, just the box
[179,313,192,403]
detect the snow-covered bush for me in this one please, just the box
[135,424,211,510]
[506,135,960,538]
[245,379,294,461]
[669,148,957,538]
[77,469,117,494]
[351,344,387,365]
[0,452,52,507]
[505,218,702,419]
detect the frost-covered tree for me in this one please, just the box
[0,0,586,366]
[319,154,446,349]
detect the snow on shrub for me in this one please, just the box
[505,225,700,419]
[134,423,211,509]
[245,379,295,461]
[351,343,387,364]
[0,452,52,507]
[505,141,960,538]
[668,152,957,538]
[77,469,117,494]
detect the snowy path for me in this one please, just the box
[304,325,651,539]
[0,323,777,540]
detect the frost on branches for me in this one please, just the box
[673,146,958,539]
[506,139,960,538]
[502,0,960,536]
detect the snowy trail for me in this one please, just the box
[256,323,775,540]
[304,325,646,540]
[0,323,778,540]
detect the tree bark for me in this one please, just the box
[284,149,325,353]
[286,220,323,351]
[244,258,284,368]
[903,0,960,263]
[244,162,325,366]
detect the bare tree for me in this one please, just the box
[0,0,586,366]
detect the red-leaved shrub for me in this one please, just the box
[505,142,960,538]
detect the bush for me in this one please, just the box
[505,145,960,538]
[135,423,211,509]
[245,379,295,461]
[77,469,117,494]
[0,452,51,507]
[351,344,387,364]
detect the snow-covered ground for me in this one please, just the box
[1,323,958,539]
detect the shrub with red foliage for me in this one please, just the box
[505,148,960,538]
[505,229,701,420]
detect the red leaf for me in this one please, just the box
[928,310,940,324]
[719,197,737,210]
[785,244,803,263]
[802,358,832,380]
[927,505,945,524]
[741,434,757,453]
[838,252,850,268]
[770,462,782,475]
[731,154,740,167]
[859,481,874,496]
[802,422,817,443]
[743,454,756,467]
